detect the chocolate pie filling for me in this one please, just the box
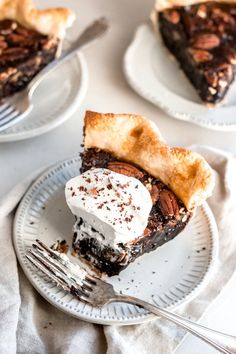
[0,20,58,100]
[72,148,191,276]
[158,1,236,104]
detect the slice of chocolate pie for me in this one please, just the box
[65,111,214,276]
[152,0,236,104]
[0,0,75,100]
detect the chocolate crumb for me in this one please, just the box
[51,240,69,254]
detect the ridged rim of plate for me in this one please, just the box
[13,157,219,325]
[124,23,236,132]
[0,52,88,142]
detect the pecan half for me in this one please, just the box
[108,162,144,178]
[191,34,220,50]
[150,185,159,204]
[7,33,35,47]
[159,190,179,217]
[188,48,213,63]
[164,10,180,24]
[0,47,29,63]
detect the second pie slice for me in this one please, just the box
[151,0,236,104]
[0,0,75,100]
[65,111,215,276]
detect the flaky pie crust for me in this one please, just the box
[84,111,215,211]
[0,0,75,38]
[153,0,236,11]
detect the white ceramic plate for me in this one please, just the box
[14,157,218,325]
[0,53,88,142]
[124,23,236,131]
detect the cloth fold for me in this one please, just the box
[1,146,236,354]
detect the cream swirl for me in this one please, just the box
[65,168,152,247]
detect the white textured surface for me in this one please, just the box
[174,271,236,354]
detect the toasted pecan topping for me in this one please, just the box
[191,34,220,50]
[159,190,179,217]
[188,48,213,63]
[107,162,144,179]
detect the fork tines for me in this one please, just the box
[25,240,93,303]
[0,103,21,132]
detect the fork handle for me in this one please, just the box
[27,18,109,97]
[113,294,236,354]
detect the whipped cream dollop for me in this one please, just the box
[65,168,153,247]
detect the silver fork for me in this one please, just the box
[0,17,109,132]
[26,240,236,354]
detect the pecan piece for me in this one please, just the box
[143,228,151,237]
[0,47,29,63]
[191,34,220,50]
[150,185,159,204]
[159,190,179,217]
[188,48,213,63]
[164,10,180,24]
[15,26,36,38]
[107,162,144,178]
[7,33,35,47]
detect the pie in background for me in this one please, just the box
[0,0,75,100]
[151,0,236,105]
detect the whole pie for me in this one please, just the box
[0,0,75,100]
[65,111,215,276]
[151,0,236,104]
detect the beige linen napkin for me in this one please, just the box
[1,146,236,354]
